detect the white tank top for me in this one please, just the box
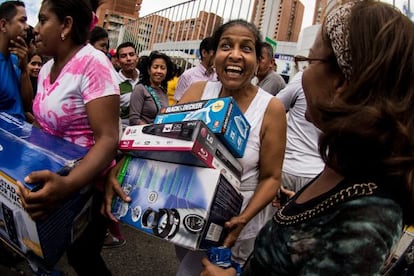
[202,81,273,239]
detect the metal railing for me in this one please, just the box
[107,0,413,74]
[109,0,254,69]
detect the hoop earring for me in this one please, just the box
[61,33,65,41]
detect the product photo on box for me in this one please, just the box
[112,156,243,250]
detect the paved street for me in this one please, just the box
[100,224,180,276]
[13,223,180,275]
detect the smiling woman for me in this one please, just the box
[129,50,174,125]
[173,19,287,276]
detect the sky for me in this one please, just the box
[1,0,408,29]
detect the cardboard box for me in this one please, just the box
[0,112,92,269]
[155,97,250,158]
[119,120,242,189]
[112,156,243,250]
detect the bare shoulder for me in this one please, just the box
[178,81,207,104]
[266,97,286,118]
[261,97,287,134]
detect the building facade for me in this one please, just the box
[96,0,142,47]
[312,0,343,25]
[251,0,304,42]
[123,11,222,54]
[110,0,306,78]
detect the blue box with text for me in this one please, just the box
[0,112,92,269]
[155,97,250,158]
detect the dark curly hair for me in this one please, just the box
[318,0,414,223]
[139,51,174,91]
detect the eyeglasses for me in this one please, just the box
[294,55,330,69]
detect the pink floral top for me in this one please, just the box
[33,44,120,148]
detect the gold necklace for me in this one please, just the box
[273,182,378,225]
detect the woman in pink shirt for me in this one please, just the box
[16,0,120,274]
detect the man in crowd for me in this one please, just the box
[0,1,32,121]
[116,42,139,126]
[256,41,286,96]
[174,37,216,102]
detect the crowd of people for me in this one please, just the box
[0,0,414,275]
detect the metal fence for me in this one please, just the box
[107,0,413,71]
[109,0,254,69]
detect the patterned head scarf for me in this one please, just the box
[324,1,359,80]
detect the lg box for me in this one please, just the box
[119,120,242,188]
[155,97,250,158]
[0,112,92,269]
[112,156,243,250]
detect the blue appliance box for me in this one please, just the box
[112,156,243,250]
[155,97,250,158]
[0,112,92,269]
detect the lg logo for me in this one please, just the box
[206,133,214,144]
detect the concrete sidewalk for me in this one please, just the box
[12,223,180,275]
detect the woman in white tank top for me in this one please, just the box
[175,19,287,275]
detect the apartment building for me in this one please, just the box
[96,0,142,46]
[251,0,304,42]
[125,10,222,53]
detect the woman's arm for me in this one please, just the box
[225,97,287,246]
[16,95,120,220]
[68,94,120,188]
[101,155,131,221]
